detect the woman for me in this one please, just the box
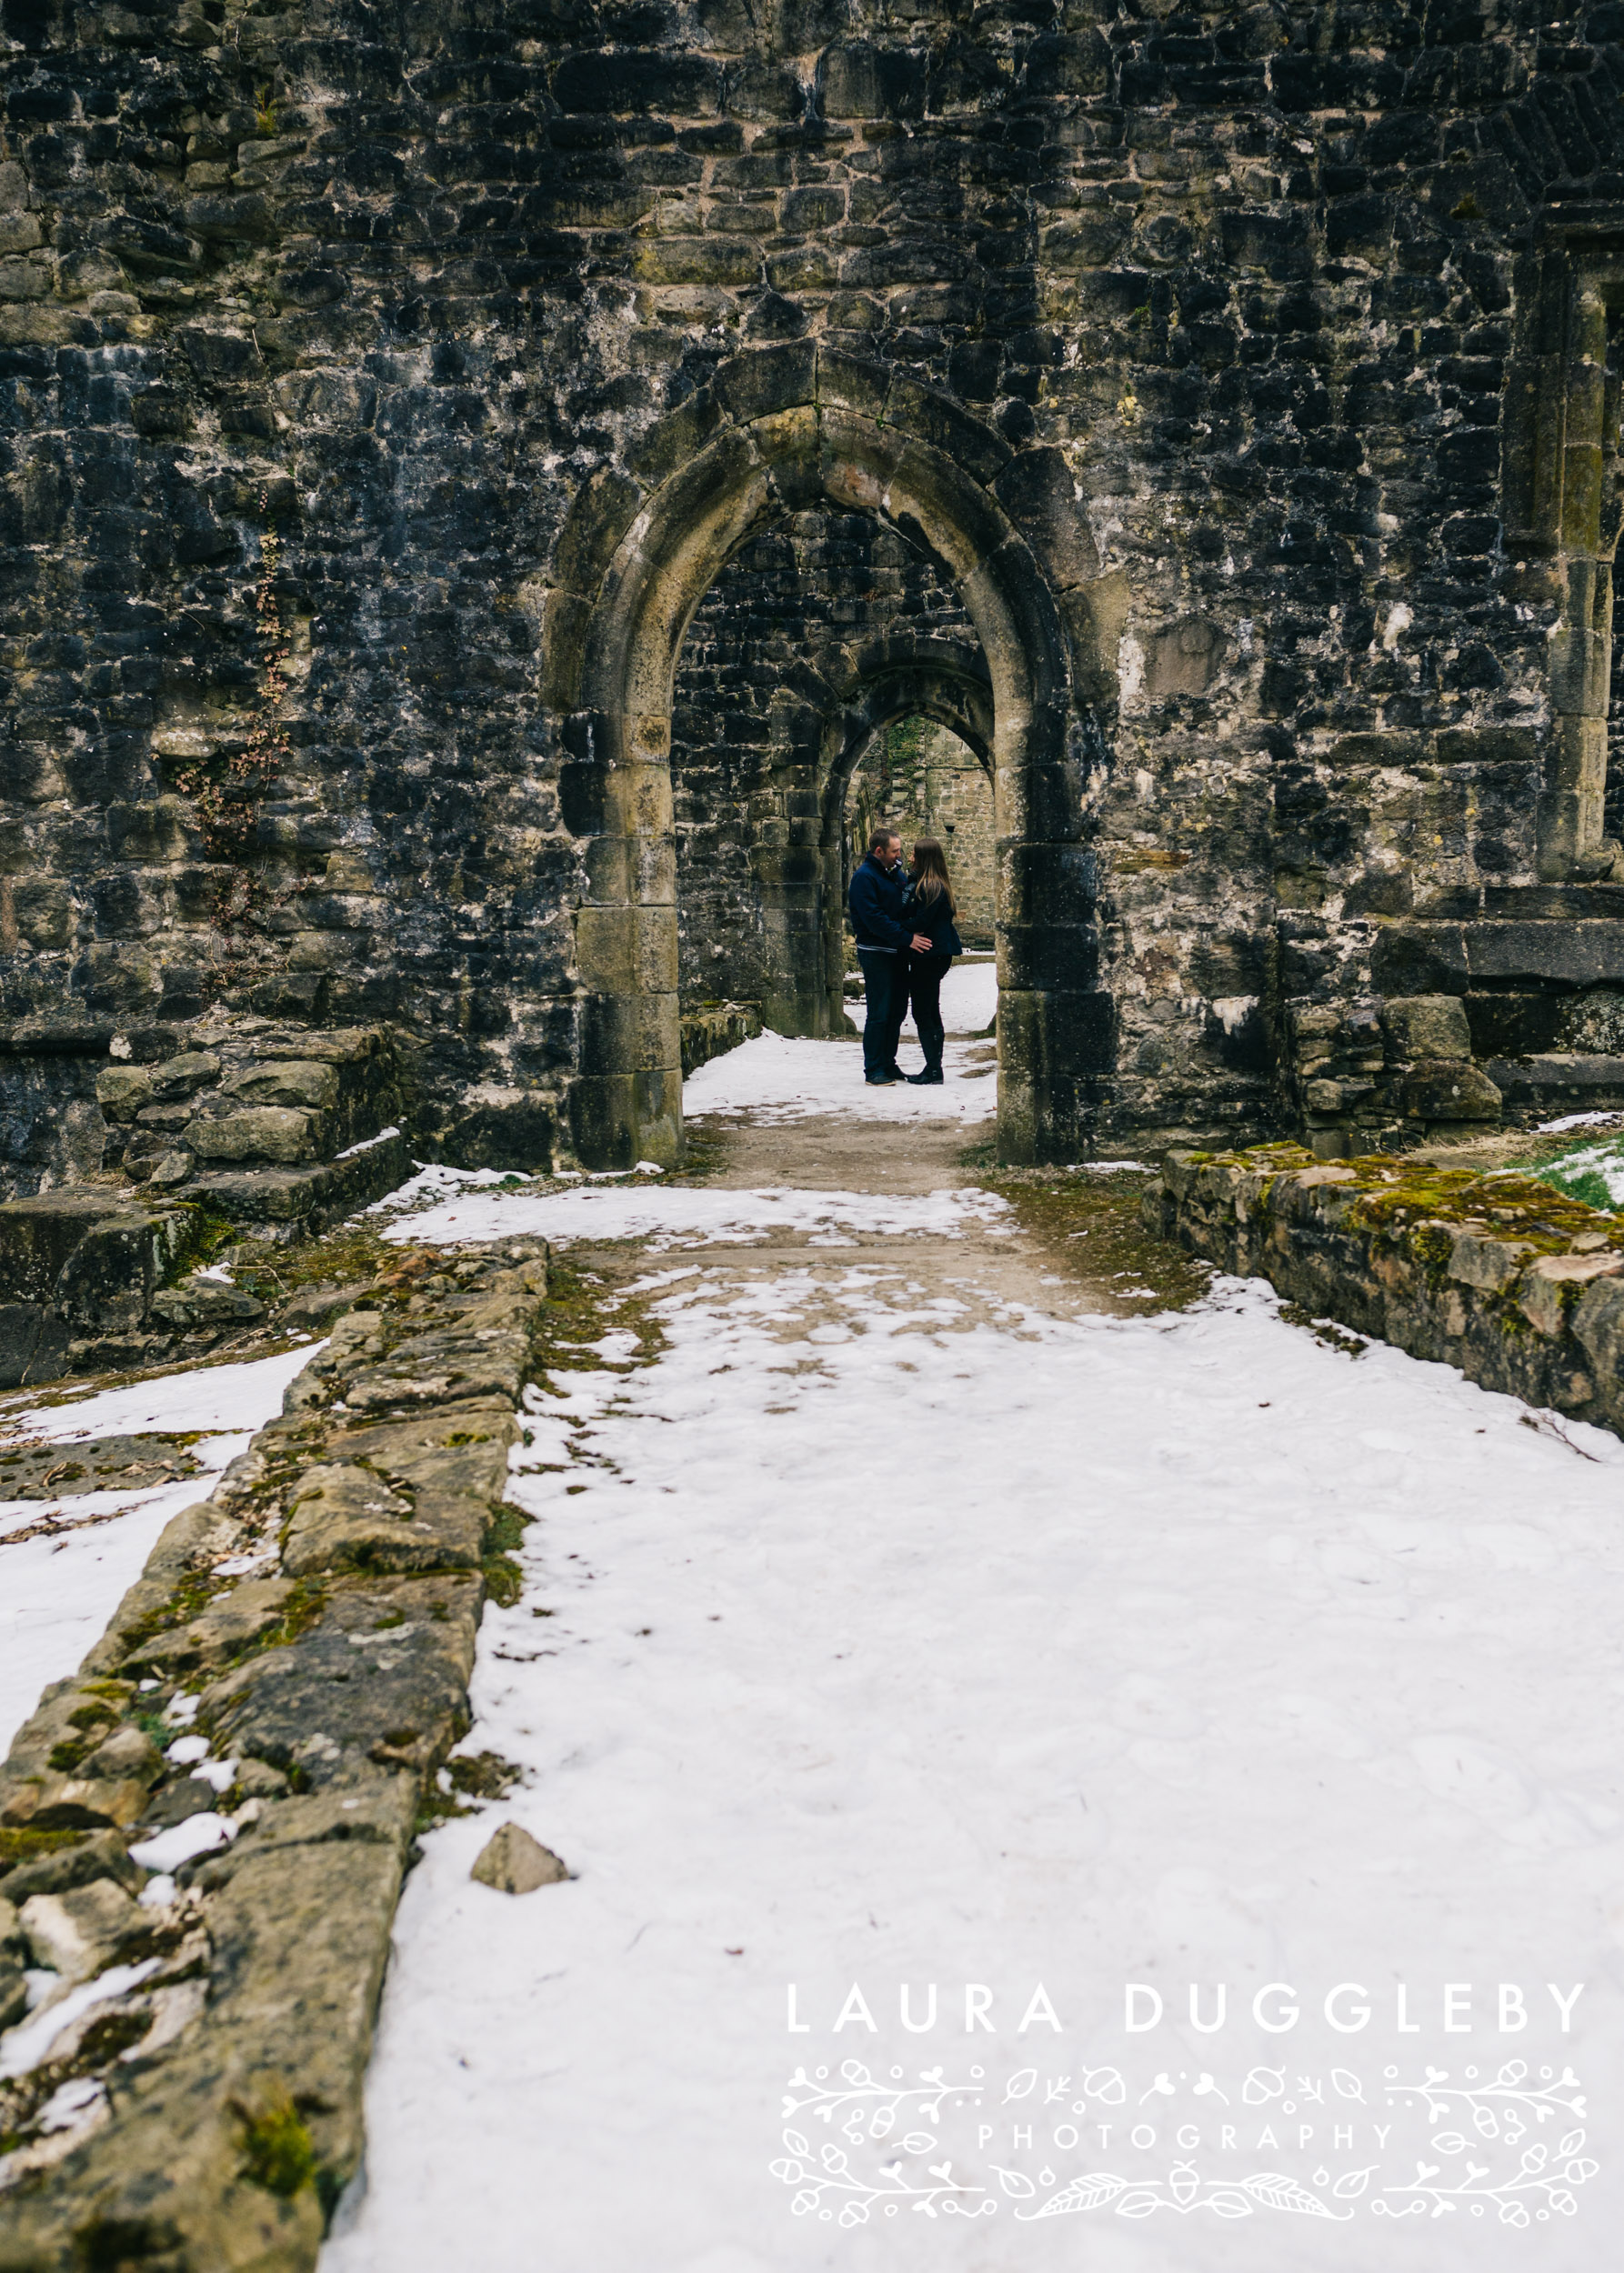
[902,836,965,1086]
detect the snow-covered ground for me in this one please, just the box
[684,1030,996,1125]
[380,1182,1011,1251]
[6,1015,1621,2268]
[852,956,997,1037]
[679,960,998,1126]
[324,1175,1624,2273]
[0,1345,317,1754]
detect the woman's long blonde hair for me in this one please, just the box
[911,836,955,914]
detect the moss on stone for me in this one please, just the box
[266,1580,327,1649]
[0,1825,82,1877]
[481,1506,528,1609]
[236,2098,317,2198]
[1408,1221,1456,1291]
[117,1572,217,1667]
[1201,1144,1624,1268]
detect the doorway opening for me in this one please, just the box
[548,347,1108,1167]
[843,716,996,952]
[840,714,1000,1074]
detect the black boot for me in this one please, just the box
[907,1066,944,1086]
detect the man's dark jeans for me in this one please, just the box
[857,948,907,1078]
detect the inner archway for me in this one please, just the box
[543,346,1110,1168]
[841,710,999,1079]
[669,514,979,1042]
[843,716,997,955]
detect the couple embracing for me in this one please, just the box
[847,826,965,1087]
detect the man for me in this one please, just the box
[847,826,931,1086]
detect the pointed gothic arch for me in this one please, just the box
[542,345,1113,1166]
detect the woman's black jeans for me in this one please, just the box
[907,953,952,1073]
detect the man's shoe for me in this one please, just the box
[907,1068,944,1086]
[866,1072,899,1086]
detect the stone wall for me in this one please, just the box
[0,1237,550,2266]
[1148,1142,1624,1439]
[679,996,762,1077]
[0,5,1623,1177]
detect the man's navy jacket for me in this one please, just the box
[848,852,912,952]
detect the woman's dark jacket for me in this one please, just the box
[905,880,964,960]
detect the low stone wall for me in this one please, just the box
[0,1126,410,1387]
[0,1237,549,2268]
[1147,1144,1624,1438]
[679,1001,763,1080]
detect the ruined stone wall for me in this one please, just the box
[0,2,1622,1184]
[1150,1141,1624,1440]
[0,1237,553,2261]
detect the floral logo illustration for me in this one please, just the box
[769,2059,1601,2229]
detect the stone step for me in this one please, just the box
[0,1130,412,1384]
[188,1129,412,1236]
[101,1026,406,1187]
[0,1193,202,1388]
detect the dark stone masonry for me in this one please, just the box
[0,0,1622,1191]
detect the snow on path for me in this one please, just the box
[683,1030,996,1124]
[380,1182,1012,1251]
[0,1343,316,1755]
[939,956,997,1033]
[326,1212,1624,2273]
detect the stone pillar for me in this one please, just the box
[1537,283,1619,881]
[568,726,683,1168]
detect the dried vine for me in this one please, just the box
[169,500,294,935]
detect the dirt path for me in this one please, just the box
[569,1102,1205,1334]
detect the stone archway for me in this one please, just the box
[543,345,1109,1167]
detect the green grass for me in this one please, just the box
[1515,1127,1624,1215]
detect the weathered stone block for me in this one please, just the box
[19,1877,141,1980]
[223,1058,341,1112]
[1399,1058,1502,1121]
[281,1463,487,1577]
[95,1062,153,1122]
[1379,994,1472,1060]
[1519,1251,1624,1338]
[185,1106,319,1165]
[1447,1229,1536,1293]
[632,235,762,287]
